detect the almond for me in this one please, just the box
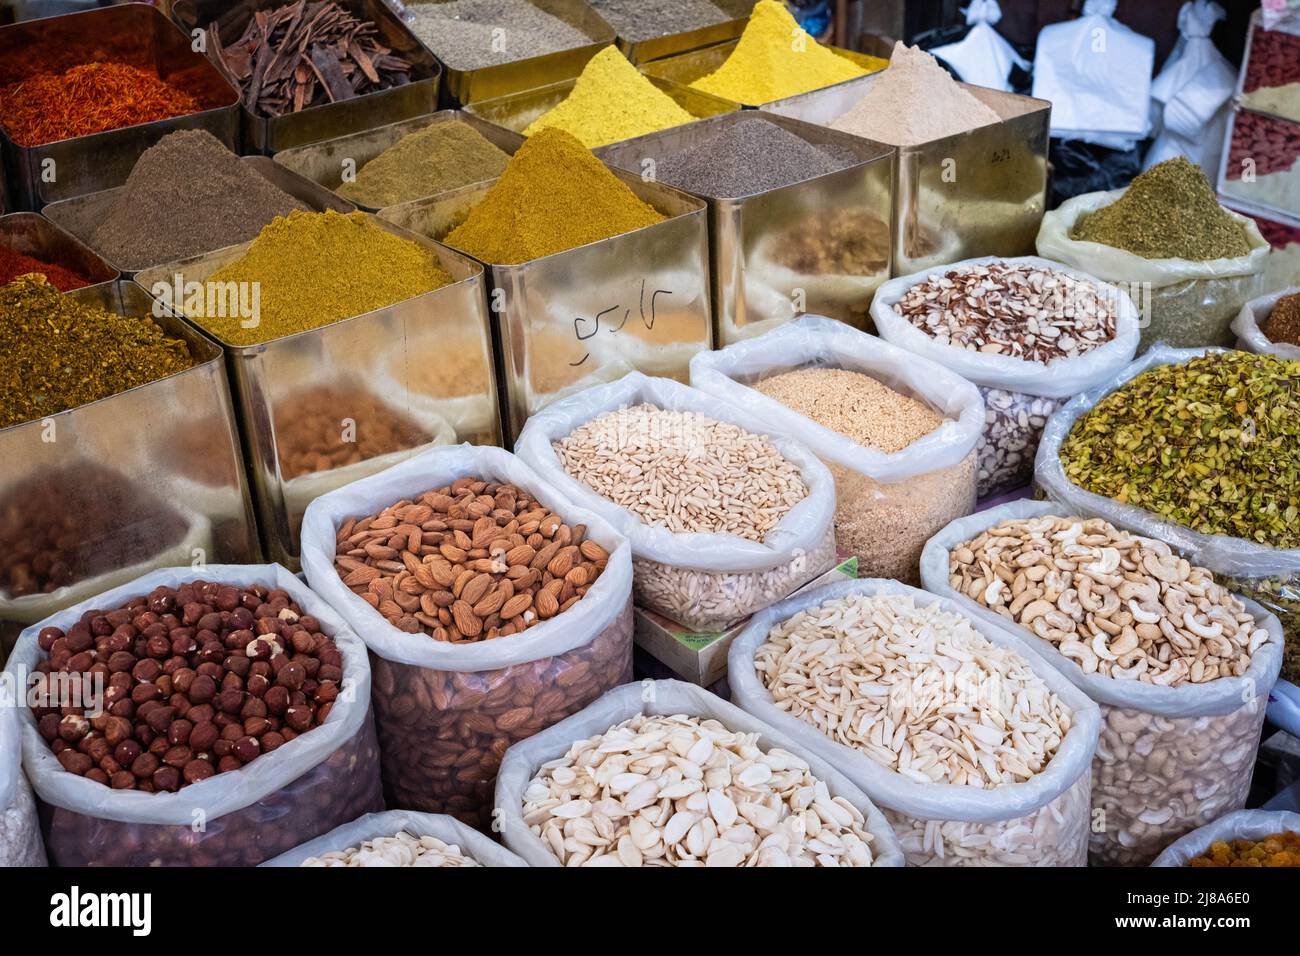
[547,546,577,579]
[450,600,482,637]
[461,572,494,607]
[505,544,535,567]
[439,542,467,563]
[579,540,608,563]
[500,592,533,619]
[535,589,560,619]
[471,584,507,618]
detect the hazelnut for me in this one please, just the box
[232,736,260,763]
[182,758,215,784]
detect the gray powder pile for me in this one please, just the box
[654,118,857,197]
[832,42,1002,146]
[590,0,739,41]
[90,130,307,271]
[406,0,590,70]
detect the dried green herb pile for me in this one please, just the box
[1060,351,1300,547]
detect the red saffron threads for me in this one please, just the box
[0,62,201,146]
[0,246,92,291]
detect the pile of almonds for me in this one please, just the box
[893,262,1117,363]
[949,515,1269,685]
[33,581,342,792]
[334,476,609,641]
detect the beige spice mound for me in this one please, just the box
[753,367,944,452]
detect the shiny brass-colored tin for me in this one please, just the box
[0,212,118,287]
[611,0,755,65]
[0,3,241,210]
[135,216,499,567]
[764,79,1051,276]
[170,0,441,154]
[272,110,523,212]
[42,156,354,275]
[381,169,711,443]
[598,112,893,344]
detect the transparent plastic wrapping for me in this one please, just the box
[300,445,636,829]
[1151,810,1300,866]
[975,388,1064,498]
[1231,286,1300,359]
[0,679,45,866]
[262,809,528,867]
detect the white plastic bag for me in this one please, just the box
[1144,2,1235,175]
[492,679,906,867]
[871,256,1141,496]
[300,444,634,828]
[689,315,983,582]
[1151,810,1300,866]
[727,578,1100,866]
[1232,285,1300,359]
[0,682,46,866]
[514,373,838,629]
[1037,191,1270,351]
[262,810,528,867]
[8,564,382,867]
[919,499,1285,865]
[930,1,1028,93]
[1031,0,1155,149]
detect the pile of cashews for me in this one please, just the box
[949,515,1269,687]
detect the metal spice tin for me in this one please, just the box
[462,73,738,143]
[597,111,893,344]
[42,156,355,276]
[134,217,500,568]
[763,78,1051,277]
[380,169,711,444]
[638,38,886,109]
[0,280,258,655]
[0,3,241,211]
[613,0,756,66]
[170,0,442,154]
[0,212,119,288]
[391,0,616,107]
[272,110,523,212]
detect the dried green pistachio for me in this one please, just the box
[1059,352,1300,548]
[1224,574,1300,684]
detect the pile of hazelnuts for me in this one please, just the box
[32,580,345,793]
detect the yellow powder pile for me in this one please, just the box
[523,47,696,148]
[690,0,881,104]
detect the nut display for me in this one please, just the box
[949,515,1268,685]
[301,831,482,867]
[334,476,610,641]
[976,387,1062,497]
[521,713,881,867]
[32,581,342,791]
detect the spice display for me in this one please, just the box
[1222,110,1300,219]
[1059,352,1300,548]
[336,120,510,208]
[32,581,344,792]
[522,47,695,148]
[521,712,880,866]
[831,42,1000,146]
[196,210,451,346]
[1070,157,1250,261]
[88,130,306,270]
[1186,831,1300,867]
[444,128,665,264]
[0,245,91,291]
[0,275,192,429]
[1262,291,1300,346]
[589,0,739,41]
[0,62,201,146]
[334,476,609,640]
[210,1,414,118]
[753,366,973,582]
[553,404,807,539]
[301,831,481,866]
[653,117,856,197]
[950,515,1268,685]
[976,388,1062,495]
[1242,26,1300,124]
[277,386,430,480]
[405,0,589,70]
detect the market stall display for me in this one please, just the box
[594,0,754,64]
[1241,16,1300,123]
[1233,286,1300,358]
[1151,810,1300,867]
[0,213,116,292]
[263,809,527,866]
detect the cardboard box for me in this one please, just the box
[633,555,858,686]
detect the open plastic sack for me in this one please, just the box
[1151,810,1300,866]
[920,498,1285,865]
[929,1,1028,93]
[514,373,837,630]
[300,444,634,829]
[727,578,1100,866]
[1232,285,1300,359]
[1031,0,1155,150]
[871,255,1140,497]
[8,564,382,867]
[1037,191,1270,351]
[1143,2,1235,175]
[493,679,906,867]
[262,809,528,867]
[0,678,46,866]
[689,315,982,582]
